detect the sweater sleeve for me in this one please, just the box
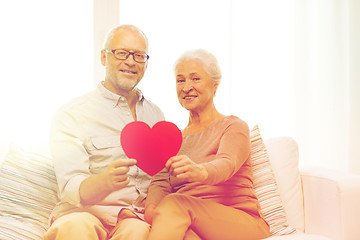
[201,118,251,185]
[145,168,173,207]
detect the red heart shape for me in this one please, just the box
[120,121,182,176]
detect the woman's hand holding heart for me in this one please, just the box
[166,155,208,183]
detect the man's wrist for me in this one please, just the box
[79,172,113,205]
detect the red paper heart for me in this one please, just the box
[120,121,182,176]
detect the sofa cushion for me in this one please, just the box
[264,136,304,232]
[266,233,331,240]
[0,143,58,239]
[0,141,10,168]
[0,216,45,240]
[250,125,297,235]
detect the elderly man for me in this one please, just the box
[44,25,164,240]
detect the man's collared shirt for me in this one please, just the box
[50,82,164,226]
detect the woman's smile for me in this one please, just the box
[183,95,198,101]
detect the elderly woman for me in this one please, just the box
[145,49,270,240]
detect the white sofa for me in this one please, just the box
[0,133,360,240]
[262,137,360,240]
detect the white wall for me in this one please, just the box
[348,0,360,174]
[93,0,119,86]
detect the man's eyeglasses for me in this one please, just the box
[105,49,149,63]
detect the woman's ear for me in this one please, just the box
[213,82,219,96]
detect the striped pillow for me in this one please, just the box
[0,144,58,240]
[0,216,46,240]
[250,125,297,235]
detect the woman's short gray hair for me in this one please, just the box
[174,49,222,85]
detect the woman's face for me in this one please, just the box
[175,59,218,112]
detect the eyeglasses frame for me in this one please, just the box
[105,49,149,63]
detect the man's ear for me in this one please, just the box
[101,49,106,66]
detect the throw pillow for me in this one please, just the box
[0,216,45,240]
[0,143,58,240]
[250,125,297,235]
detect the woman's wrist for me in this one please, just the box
[198,164,209,183]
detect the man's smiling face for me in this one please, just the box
[101,27,148,95]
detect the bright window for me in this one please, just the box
[2,1,356,172]
[0,1,93,144]
[119,0,232,130]
[119,0,295,138]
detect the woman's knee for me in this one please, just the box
[158,193,192,208]
[154,193,196,218]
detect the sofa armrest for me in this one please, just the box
[301,168,360,240]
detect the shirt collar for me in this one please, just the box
[97,81,144,108]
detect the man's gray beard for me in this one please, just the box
[117,78,138,91]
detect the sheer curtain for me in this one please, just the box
[294,0,360,173]
[229,0,295,139]
[0,1,93,145]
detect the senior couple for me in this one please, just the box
[44,25,270,240]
